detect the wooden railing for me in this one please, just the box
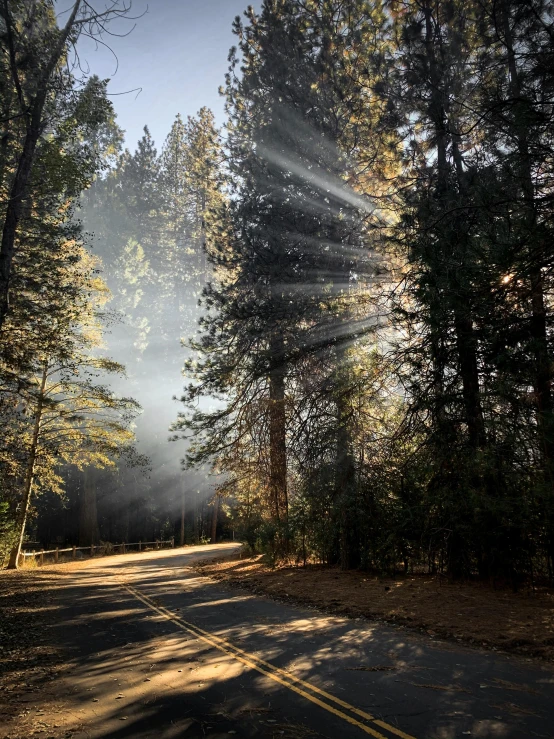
[22,538,175,566]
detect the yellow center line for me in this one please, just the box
[120,580,418,739]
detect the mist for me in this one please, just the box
[40,1,262,546]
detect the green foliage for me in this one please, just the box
[175,0,384,561]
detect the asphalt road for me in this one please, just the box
[11,544,554,739]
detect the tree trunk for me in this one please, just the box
[530,266,554,464]
[450,140,485,450]
[499,0,554,466]
[0,112,41,329]
[124,499,130,543]
[79,468,99,547]
[454,312,485,449]
[7,362,48,569]
[194,494,199,543]
[335,388,358,570]
[210,494,219,544]
[180,479,186,546]
[269,332,288,527]
[423,4,484,450]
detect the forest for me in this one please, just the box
[1,0,554,587]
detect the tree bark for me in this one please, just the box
[454,312,485,449]
[210,494,219,544]
[424,2,484,449]
[180,478,186,546]
[499,0,554,465]
[269,332,288,527]
[194,494,199,543]
[335,388,357,570]
[7,362,48,569]
[79,467,99,547]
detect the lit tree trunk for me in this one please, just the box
[7,362,48,569]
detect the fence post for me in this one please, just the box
[155,540,159,550]
[138,540,142,552]
[40,551,44,566]
[122,542,125,554]
[72,545,76,560]
[91,544,95,557]
[55,548,59,563]
[171,537,175,548]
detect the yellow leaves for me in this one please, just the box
[90,276,110,299]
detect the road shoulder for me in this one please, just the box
[195,553,554,664]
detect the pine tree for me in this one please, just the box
[182,108,226,284]
[4,230,141,568]
[176,1,385,558]
[160,114,189,280]
[0,55,143,567]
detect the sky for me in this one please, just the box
[64,0,260,150]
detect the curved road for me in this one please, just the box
[9,543,554,739]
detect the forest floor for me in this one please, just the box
[196,553,554,663]
[0,567,68,738]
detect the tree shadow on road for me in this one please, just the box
[1,548,552,739]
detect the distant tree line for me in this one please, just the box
[174,0,554,584]
[75,108,227,551]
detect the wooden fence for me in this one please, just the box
[22,538,175,566]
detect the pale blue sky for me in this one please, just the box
[66,0,261,150]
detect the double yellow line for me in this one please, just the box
[121,581,418,739]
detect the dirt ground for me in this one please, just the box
[0,568,70,738]
[196,554,554,663]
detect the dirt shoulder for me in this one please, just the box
[196,554,554,663]
[0,568,72,738]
